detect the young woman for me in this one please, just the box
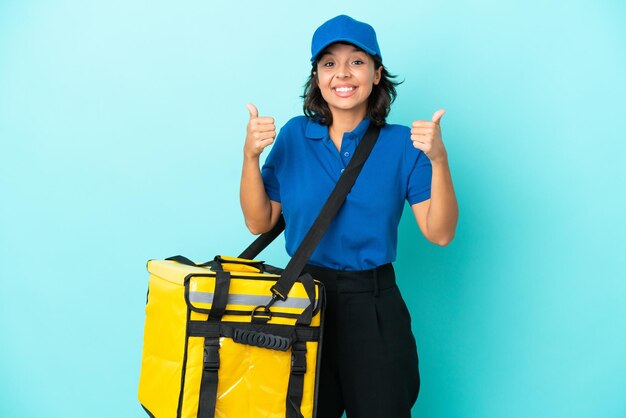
[240,15,458,418]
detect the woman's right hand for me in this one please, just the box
[244,103,276,159]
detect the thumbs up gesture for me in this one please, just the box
[244,103,276,159]
[410,109,447,162]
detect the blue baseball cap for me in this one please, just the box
[310,15,382,64]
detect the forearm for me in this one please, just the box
[240,156,273,234]
[426,158,458,245]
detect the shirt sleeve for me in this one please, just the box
[260,127,284,203]
[406,147,432,205]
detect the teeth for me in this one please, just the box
[335,87,354,92]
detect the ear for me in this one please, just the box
[373,66,383,85]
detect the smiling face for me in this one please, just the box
[315,43,383,122]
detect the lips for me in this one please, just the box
[332,84,357,98]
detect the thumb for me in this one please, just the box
[432,109,446,125]
[246,103,259,119]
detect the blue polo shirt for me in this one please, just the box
[261,115,432,270]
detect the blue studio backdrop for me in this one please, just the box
[1,1,625,417]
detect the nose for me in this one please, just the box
[335,61,351,78]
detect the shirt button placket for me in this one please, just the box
[339,133,356,175]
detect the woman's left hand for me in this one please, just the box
[410,109,447,162]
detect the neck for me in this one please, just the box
[328,109,367,145]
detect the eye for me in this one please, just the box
[323,61,334,68]
[352,59,364,65]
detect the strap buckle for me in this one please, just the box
[270,285,287,302]
[203,339,220,372]
[291,343,307,375]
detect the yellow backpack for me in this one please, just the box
[138,252,323,418]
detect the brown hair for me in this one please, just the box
[301,43,402,127]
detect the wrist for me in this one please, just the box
[243,151,261,163]
[430,154,449,167]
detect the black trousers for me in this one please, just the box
[303,263,420,418]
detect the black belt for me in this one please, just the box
[302,263,395,294]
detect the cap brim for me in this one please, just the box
[311,38,379,63]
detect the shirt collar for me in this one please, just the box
[305,117,372,141]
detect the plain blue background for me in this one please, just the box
[1,1,625,417]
